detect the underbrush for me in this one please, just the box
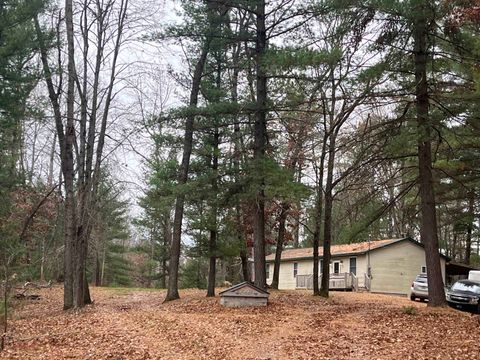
[402,305,417,315]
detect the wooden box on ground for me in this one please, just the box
[219,282,269,307]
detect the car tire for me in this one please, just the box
[410,294,415,301]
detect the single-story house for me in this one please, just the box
[265,237,448,296]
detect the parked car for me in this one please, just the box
[446,280,480,313]
[410,274,428,301]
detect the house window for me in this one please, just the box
[349,258,357,275]
[333,262,340,274]
[266,264,270,279]
[293,262,298,277]
[421,266,427,274]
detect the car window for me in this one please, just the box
[415,277,427,283]
[451,282,480,294]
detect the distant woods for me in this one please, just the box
[0,0,479,314]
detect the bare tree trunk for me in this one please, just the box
[40,237,46,282]
[63,179,76,307]
[252,0,267,291]
[80,0,128,307]
[94,248,101,287]
[452,233,457,260]
[240,250,249,282]
[465,190,474,264]
[271,203,288,289]
[165,103,199,298]
[164,0,227,301]
[207,231,217,295]
[64,0,78,309]
[320,133,335,298]
[35,10,75,310]
[164,40,211,302]
[292,169,302,249]
[413,3,446,307]
[313,148,326,296]
[161,216,171,289]
[147,227,154,288]
[231,22,250,283]
[28,122,39,184]
[160,258,167,289]
[1,263,8,351]
[47,135,56,187]
[207,128,219,297]
[33,15,69,299]
[66,0,92,306]
[100,242,106,286]
[83,275,91,304]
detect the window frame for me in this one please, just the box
[349,257,357,275]
[333,261,340,274]
[293,262,298,278]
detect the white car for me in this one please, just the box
[410,274,428,301]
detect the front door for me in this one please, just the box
[333,262,340,274]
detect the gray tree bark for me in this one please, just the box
[465,190,474,264]
[207,127,219,297]
[320,131,336,298]
[313,140,327,296]
[164,24,214,302]
[64,0,77,309]
[271,203,288,289]
[252,0,267,290]
[413,2,447,307]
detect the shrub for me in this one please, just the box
[402,305,417,315]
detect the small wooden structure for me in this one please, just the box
[219,282,269,307]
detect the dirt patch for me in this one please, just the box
[1,287,479,359]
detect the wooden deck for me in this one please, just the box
[296,273,359,291]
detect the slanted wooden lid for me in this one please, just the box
[219,282,269,298]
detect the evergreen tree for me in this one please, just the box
[90,172,132,287]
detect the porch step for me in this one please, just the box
[355,287,369,293]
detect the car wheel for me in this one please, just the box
[410,294,415,301]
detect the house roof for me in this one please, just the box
[446,261,479,276]
[265,237,444,262]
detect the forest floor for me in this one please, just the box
[1,286,479,360]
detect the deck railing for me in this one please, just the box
[296,274,312,289]
[364,273,372,291]
[296,272,357,290]
[351,273,358,292]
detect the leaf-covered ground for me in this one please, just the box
[2,286,479,359]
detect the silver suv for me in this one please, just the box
[410,274,428,301]
[446,280,480,313]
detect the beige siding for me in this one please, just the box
[267,255,369,290]
[369,240,446,295]
[266,260,311,290]
[266,240,446,293]
[348,255,367,287]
